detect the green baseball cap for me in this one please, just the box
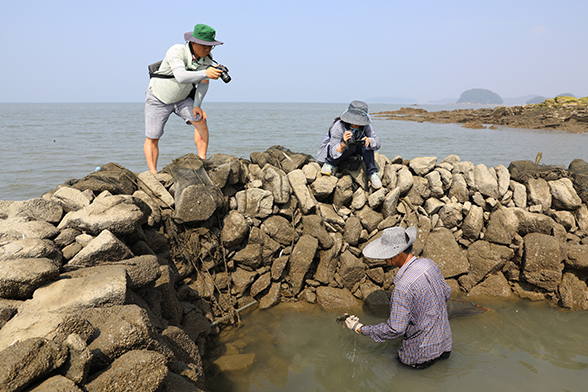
[184,24,223,46]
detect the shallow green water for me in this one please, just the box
[206,298,588,392]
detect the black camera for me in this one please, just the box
[347,128,365,147]
[215,64,231,83]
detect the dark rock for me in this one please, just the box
[315,233,342,285]
[302,215,334,249]
[559,272,588,310]
[271,256,289,281]
[344,216,362,246]
[0,258,59,300]
[287,235,318,296]
[72,162,138,195]
[355,206,383,233]
[422,228,469,278]
[333,176,354,208]
[85,350,168,392]
[0,337,68,392]
[262,215,298,247]
[259,282,281,309]
[338,250,365,291]
[315,286,362,311]
[232,243,263,270]
[460,241,514,291]
[522,233,563,292]
[250,272,271,297]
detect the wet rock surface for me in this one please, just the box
[1,147,588,390]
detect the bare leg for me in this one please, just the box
[144,137,160,174]
[191,119,209,159]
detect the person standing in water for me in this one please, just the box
[316,100,383,189]
[345,226,452,369]
[144,24,225,174]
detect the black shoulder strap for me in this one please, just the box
[148,54,213,79]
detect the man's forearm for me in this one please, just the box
[193,82,209,108]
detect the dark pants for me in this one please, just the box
[325,143,378,175]
[399,351,451,370]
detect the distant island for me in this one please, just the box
[457,88,503,105]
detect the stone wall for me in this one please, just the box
[1,147,588,390]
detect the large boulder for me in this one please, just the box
[315,286,363,311]
[564,244,588,271]
[19,265,127,314]
[67,229,133,268]
[80,305,162,371]
[287,235,318,296]
[315,233,343,285]
[338,250,365,291]
[474,164,499,198]
[485,207,519,245]
[236,188,274,218]
[259,282,282,309]
[0,258,59,300]
[449,173,469,203]
[422,228,469,278]
[5,197,64,224]
[261,215,298,247]
[548,178,582,210]
[526,178,552,212]
[460,241,513,291]
[287,169,316,214]
[558,272,588,310]
[72,162,138,195]
[85,350,168,392]
[0,238,62,263]
[522,233,563,292]
[302,215,334,249]
[261,164,291,204]
[333,175,354,208]
[467,272,513,298]
[51,186,92,213]
[137,171,175,208]
[409,156,437,176]
[29,375,83,392]
[310,175,338,199]
[462,205,484,240]
[0,217,59,242]
[0,312,94,353]
[205,153,242,188]
[58,195,148,236]
[221,210,250,248]
[0,338,68,392]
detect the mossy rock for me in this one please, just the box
[555,96,579,104]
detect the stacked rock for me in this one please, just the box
[1,147,587,390]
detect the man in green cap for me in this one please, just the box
[144,24,226,173]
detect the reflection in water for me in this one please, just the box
[206,299,588,392]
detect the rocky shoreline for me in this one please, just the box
[1,147,588,391]
[374,96,588,133]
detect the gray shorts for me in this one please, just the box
[144,88,197,139]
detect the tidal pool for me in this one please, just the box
[206,297,588,392]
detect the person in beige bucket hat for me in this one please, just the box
[344,226,453,369]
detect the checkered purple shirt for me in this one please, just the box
[360,256,452,365]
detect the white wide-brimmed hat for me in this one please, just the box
[362,227,417,260]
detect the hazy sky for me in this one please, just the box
[1,0,586,104]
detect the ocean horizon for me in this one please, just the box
[1,102,586,201]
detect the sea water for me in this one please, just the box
[1,102,587,390]
[207,299,588,392]
[1,102,586,201]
